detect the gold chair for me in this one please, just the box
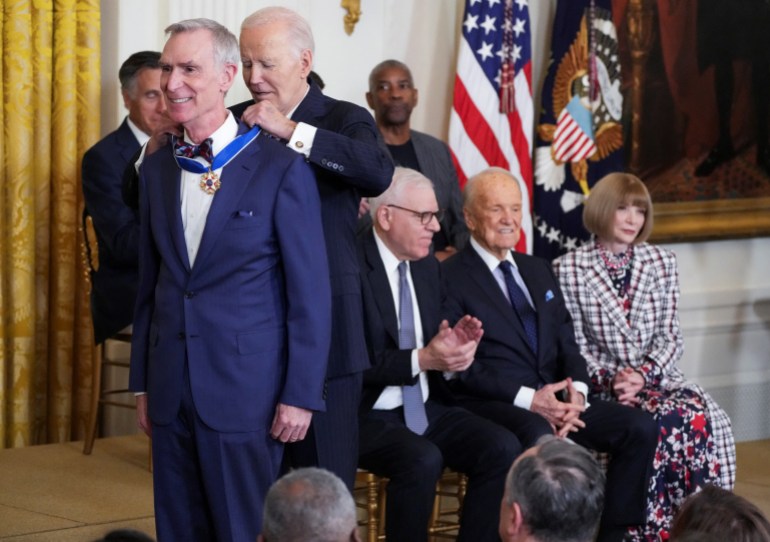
[354,468,466,541]
[80,211,146,465]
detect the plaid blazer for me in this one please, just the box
[554,241,735,488]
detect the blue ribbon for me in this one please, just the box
[173,125,261,174]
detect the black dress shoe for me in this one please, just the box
[694,144,734,177]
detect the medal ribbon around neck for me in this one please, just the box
[172,125,261,195]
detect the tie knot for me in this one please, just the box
[398,261,409,279]
[499,260,513,275]
[174,138,214,163]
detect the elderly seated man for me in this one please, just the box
[259,467,360,542]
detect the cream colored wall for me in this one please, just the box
[101,0,770,441]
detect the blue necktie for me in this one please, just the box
[499,261,538,354]
[398,261,429,435]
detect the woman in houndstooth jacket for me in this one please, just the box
[553,173,736,542]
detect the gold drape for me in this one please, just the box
[0,0,100,448]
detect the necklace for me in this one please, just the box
[598,242,633,313]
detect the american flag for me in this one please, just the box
[553,95,597,162]
[449,0,533,254]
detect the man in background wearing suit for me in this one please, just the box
[82,51,163,344]
[232,6,393,491]
[442,167,657,542]
[358,167,520,542]
[363,59,468,260]
[129,19,331,541]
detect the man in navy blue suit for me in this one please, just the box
[441,167,657,542]
[129,19,331,542]
[231,6,393,491]
[82,51,163,344]
[357,167,520,541]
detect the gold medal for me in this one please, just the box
[199,169,221,195]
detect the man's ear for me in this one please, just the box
[299,48,313,79]
[375,205,392,231]
[511,502,525,535]
[463,208,475,232]
[365,91,374,110]
[351,526,363,542]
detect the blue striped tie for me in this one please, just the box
[500,261,538,354]
[398,262,429,434]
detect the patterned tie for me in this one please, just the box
[499,261,538,354]
[397,261,429,435]
[174,138,214,163]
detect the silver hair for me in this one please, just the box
[164,18,240,68]
[505,436,604,542]
[368,167,435,219]
[462,166,521,210]
[261,467,357,542]
[241,7,315,59]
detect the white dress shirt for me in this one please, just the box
[371,231,431,410]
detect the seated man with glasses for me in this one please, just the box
[356,167,521,542]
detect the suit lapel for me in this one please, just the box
[363,232,399,346]
[157,152,190,272]
[291,82,325,125]
[116,120,140,163]
[627,247,655,333]
[461,248,532,353]
[511,253,549,360]
[192,128,262,271]
[584,246,639,343]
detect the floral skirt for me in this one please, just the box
[626,387,720,542]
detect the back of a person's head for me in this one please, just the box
[671,485,770,542]
[261,467,357,542]
[506,437,604,542]
[92,529,155,542]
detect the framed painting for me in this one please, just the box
[618,0,770,242]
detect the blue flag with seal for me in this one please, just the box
[532,0,624,260]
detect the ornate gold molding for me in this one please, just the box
[341,0,361,35]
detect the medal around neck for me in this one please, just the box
[172,126,261,195]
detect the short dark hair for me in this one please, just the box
[582,172,653,244]
[505,437,604,542]
[118,51,161,96]
[671,485,770,542]
[368,59,413,92]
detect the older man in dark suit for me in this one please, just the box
[231,6,393,491]
[357,167,520,542]
[82,51,163,343]
[363,59,468,260]
[441,167,657,542]
[130,19,331,541]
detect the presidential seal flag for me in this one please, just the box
[449,0,534,254]
[533,0,624,260]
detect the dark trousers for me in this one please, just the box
[359,400,522,542]
[282,371,362,491]
[457,396,657,542]
[151,365,282,542]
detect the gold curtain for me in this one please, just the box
[0,0,100,448]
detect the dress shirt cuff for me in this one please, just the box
[288,122,316,158]
[572,381,590,408]
[410,350,421,377]
[134,392,146,396]
[514,386,535,410]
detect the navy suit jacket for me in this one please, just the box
[442,245,589,403]
[231,82,392,379]
[82,118,141,343]
[128,125,332,433]
[357,229,452,413]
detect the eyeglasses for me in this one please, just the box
[386,204,445,225]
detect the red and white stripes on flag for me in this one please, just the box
[449,0,534,254]
[552,95,597,162]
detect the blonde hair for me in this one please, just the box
[583,172,653,244]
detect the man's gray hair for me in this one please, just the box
[262,467,357,542]
[506,437,604,542]
[462,166,520,210]
[368,59,413,92]
[165,18,240,68]
[369,167,435,218]
[241,7,315,58]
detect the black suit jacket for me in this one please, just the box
[357,229,453,413]
[82,118,141,343]
[231,82,393,378]
[442,245,589,402]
